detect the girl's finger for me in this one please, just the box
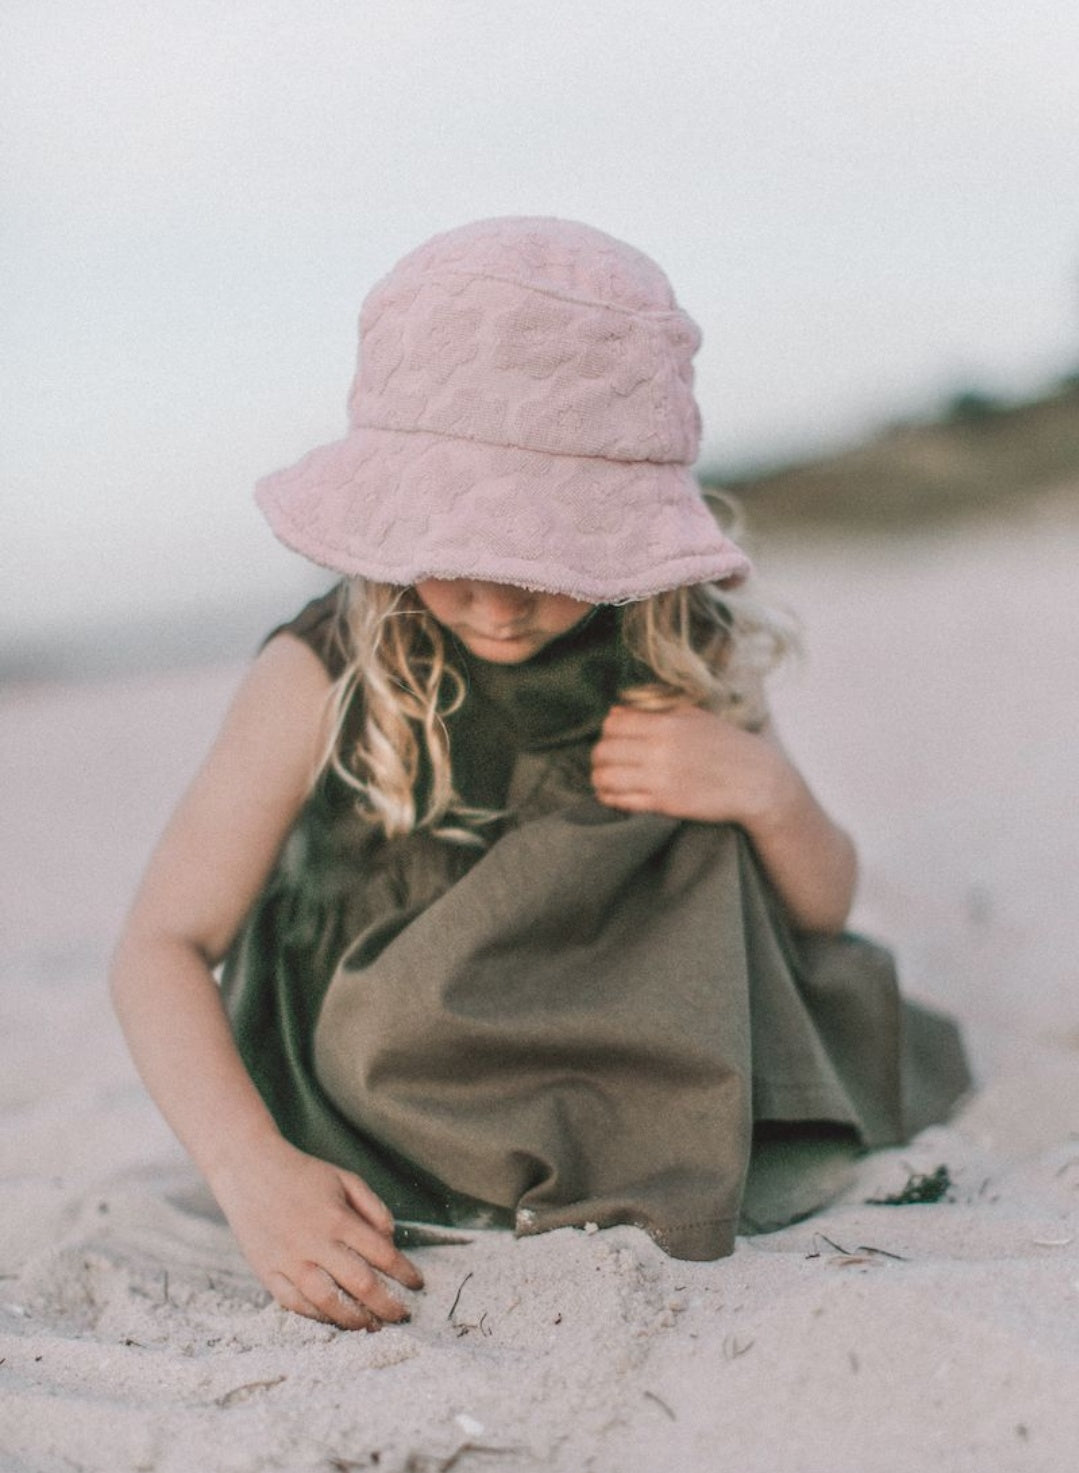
[335,1216,424,1291]
[593,787,655,813]
[601,706,655,738]
[340,1170,397,1236]
[592,761,654,794]
[325,1242,413,1323]
[591,737,649,771]
[294,1262,384,1332]
[265,1270,333,1325]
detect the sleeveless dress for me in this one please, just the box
[219,587,971,1260]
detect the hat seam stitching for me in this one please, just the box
[387,267,692,323]
[349,418,695,468]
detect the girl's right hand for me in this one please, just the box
[209,1136,424,1331]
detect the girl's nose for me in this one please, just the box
[470,582,534,621]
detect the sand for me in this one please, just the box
[3,502,1079,1473]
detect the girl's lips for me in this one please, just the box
[465,628,533,643]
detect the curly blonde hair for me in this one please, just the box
[317,568,797,842]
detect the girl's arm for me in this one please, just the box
[109,634,422,1329]
[590,703,857,934]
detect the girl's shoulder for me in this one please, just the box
[265,583,351,680]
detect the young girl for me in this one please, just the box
[110,217,969,1333]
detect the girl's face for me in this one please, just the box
[414,579,594,664]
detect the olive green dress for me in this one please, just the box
[219,588,970,1260]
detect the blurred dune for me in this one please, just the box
[716,380,1079,530]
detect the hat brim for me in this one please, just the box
[255,426,750,603]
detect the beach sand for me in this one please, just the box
[3,503,1078,1473]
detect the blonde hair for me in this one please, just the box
[319,569,797,842]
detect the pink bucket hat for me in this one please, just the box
[256,217,750,602]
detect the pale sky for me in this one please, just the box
[4,0,1079,643]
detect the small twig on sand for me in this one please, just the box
[806,1232,851,1259]
[403,1445,526,1473]
[440,1445,525,1472]
[215,1375,286,1408]
[643,1390,677,1420]
[447,1272,474,1322]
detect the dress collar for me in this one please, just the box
[447,605,637,749]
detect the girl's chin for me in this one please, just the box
[457,631,548,663]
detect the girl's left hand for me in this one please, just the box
[590,703,795,830]
[592,702,858,934]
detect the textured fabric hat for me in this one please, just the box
[256,217,750,602]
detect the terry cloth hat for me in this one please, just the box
[255,217,750,602]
